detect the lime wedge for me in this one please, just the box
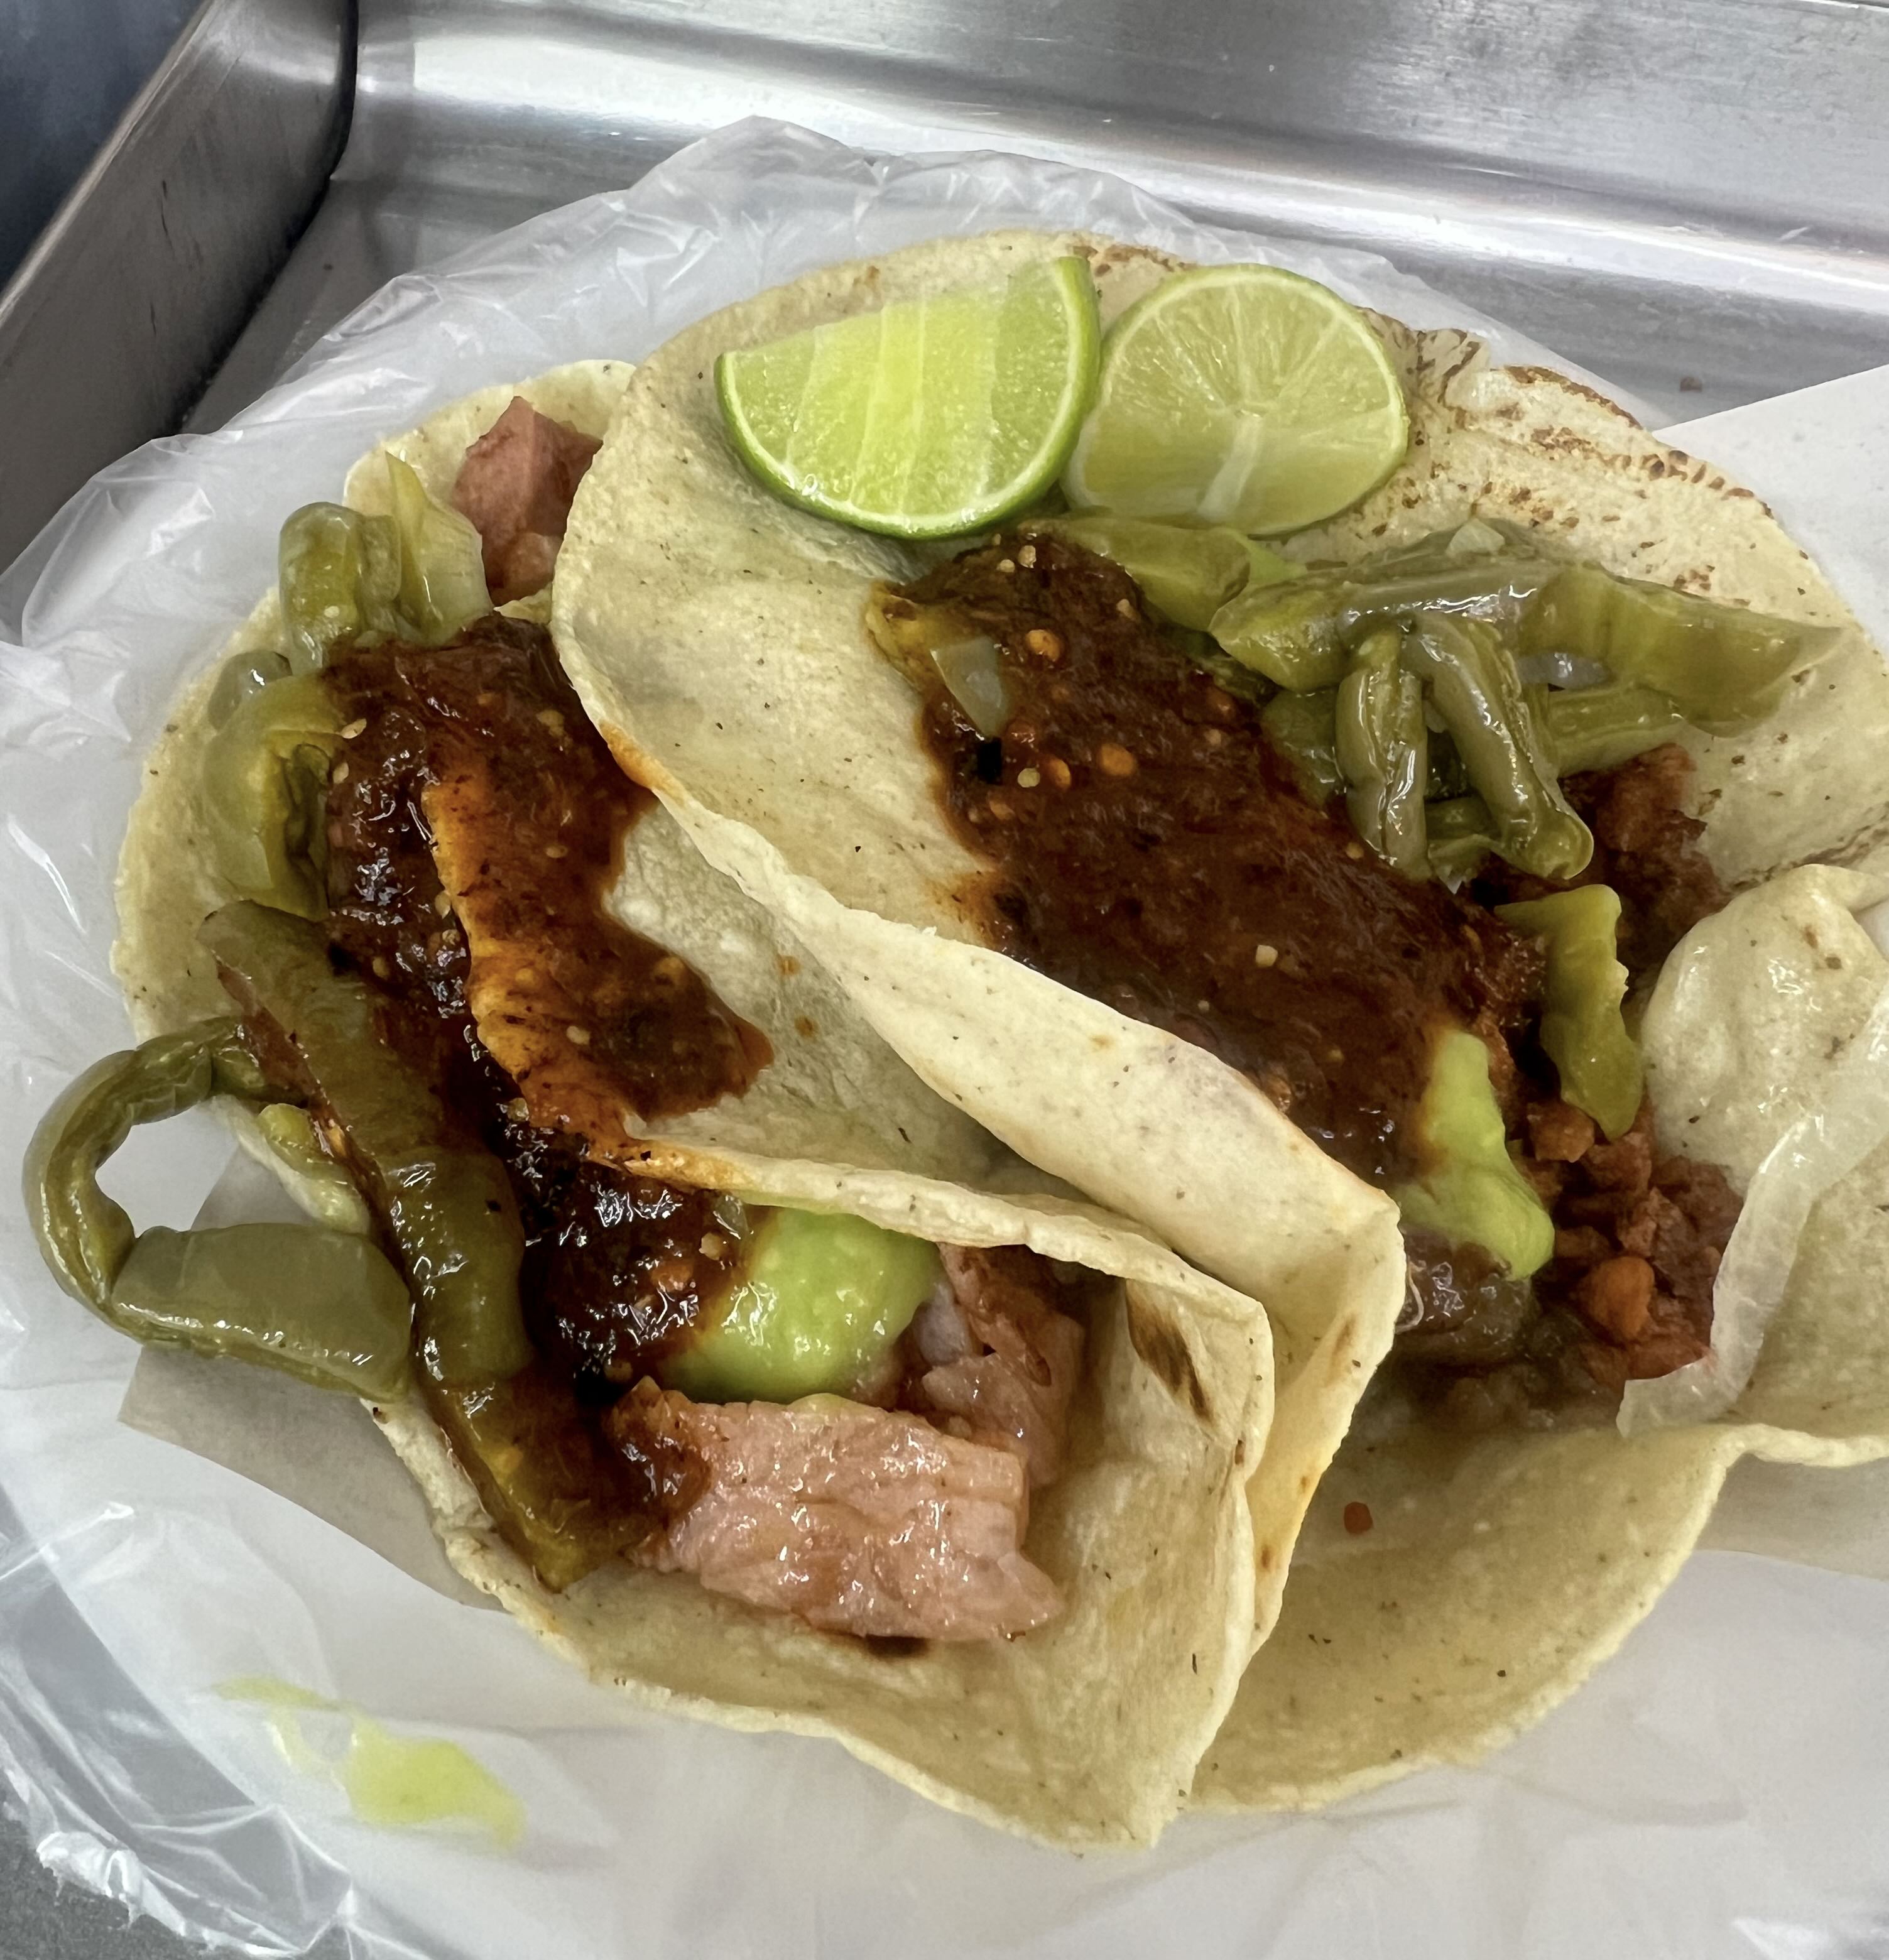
[716,257,1101,540]
[1063,264,1408,536]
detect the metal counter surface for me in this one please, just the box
[4,0,1888,557]
[1,1821,231,1960]
[188,0,1889,435]
[0,0,204,285]
[0,0,351,567]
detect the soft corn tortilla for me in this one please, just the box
[106,364,1315,1845]
[1202,866,1889,1807]
[550,236,1889,1804]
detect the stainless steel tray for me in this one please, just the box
[5,0,1889,573]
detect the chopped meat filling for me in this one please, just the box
[608,1383,1061,1638]
[1527,1097,1597,1163]
[1572,746,1728,976]
[1400,1098,1741,1427]
[450,397,602,604]
[1472,744,1727,981]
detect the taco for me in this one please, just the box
[23,364,1307,1846]
[548,234,1889,1802]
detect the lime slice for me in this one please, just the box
[1063,264,1408,536]
[716,257,1100,540]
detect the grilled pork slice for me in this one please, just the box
[607,1383,1062,1640]
[910,1246,1084,1488]
[451,397,602,604]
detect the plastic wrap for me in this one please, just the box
[3,120,1889,1957]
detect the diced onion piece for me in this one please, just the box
[931,635,1012,739]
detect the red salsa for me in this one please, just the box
[887,535,1739,1424]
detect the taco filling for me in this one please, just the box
[866,521,1778,1429]
[310,606,1085,1631]
[29,403,1102,1643]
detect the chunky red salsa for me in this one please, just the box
[288,618,763,1572]
[888,535,1739,1424]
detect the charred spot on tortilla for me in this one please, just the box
[1126,1292,1212,1424]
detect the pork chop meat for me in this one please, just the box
[451,396,602,604]
[909,1246,1085,1487]
[608,1382,1062,1639]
